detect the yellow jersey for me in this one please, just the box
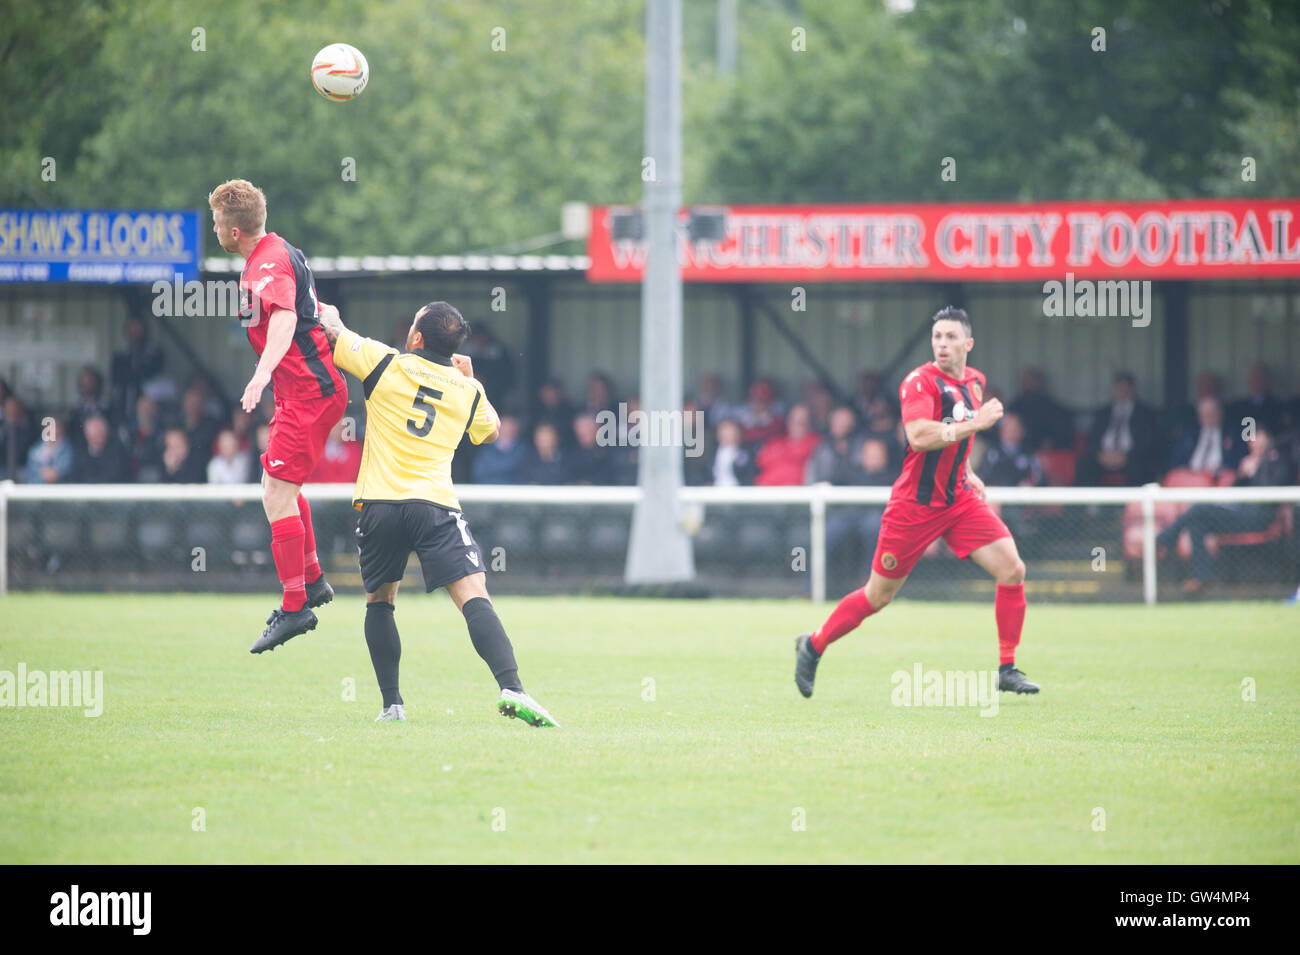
[332,330,498,511]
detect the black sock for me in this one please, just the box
[999,662,1015,673]
[462,597,522,692]
[364,601,403,707]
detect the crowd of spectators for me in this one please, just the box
[4,315,1298,510]
[0,317,362,487]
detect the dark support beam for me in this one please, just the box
[737,284,756,394]
[1162,281,1189,410]
[755,295,846,403]
[523,277,552,412]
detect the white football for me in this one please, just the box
[311,43,369,102]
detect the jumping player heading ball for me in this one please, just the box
[208,179,348,653]
[794,306,1040,697]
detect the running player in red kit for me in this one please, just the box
[794,306,1040,696]
[208,179,348,653]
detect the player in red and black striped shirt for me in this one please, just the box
[209,180,348,653]
[795,307,1040,696]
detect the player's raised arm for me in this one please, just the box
[241,308,297,411]
[904,398,1003,452]
[317,302,346,344]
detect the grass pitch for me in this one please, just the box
[1,593,1296,864]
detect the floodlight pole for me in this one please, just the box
[626,0,695,585]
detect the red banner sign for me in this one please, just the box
[586,199,1300,282]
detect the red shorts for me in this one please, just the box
[871,492,1011,579]
[262,390,348,485]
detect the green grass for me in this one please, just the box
[1,594,1297,863]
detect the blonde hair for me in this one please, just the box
[207,179,267,233]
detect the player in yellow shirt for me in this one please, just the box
[318,300,558,727]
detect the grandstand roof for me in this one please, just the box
[202,254,591,276]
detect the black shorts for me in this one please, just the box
[355,501,485,594]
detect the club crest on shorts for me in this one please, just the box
[881,552,897,570]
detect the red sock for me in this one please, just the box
[995,583,1027,665]
[270,515,307,611]
[297,494,321,583]
[811,588,877,654]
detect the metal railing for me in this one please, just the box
[2,480,1298,602]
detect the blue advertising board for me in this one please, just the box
[0,209,203,284]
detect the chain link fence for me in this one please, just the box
[2,483,1298,602]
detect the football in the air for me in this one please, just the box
[311,43,369,102]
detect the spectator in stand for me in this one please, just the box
[161,428,206,483]
[247,424,271,483]
[571,413,614,484]
[977,411,1044,540]
[862,393,904,466]
[110,317,165,423]
[978,412,1044,488]
[124,394,166,483]
[583,372,617,419]
[1169,395,1247,475]
[682,396,713,486]
[610,395,640,485]
[1228,362,1286,436]
[70,415,131,483]
[824,437,897,579]
[737,378,785,446]
[533,379,576,447]
[852,369,897,424]
[1,394,38,480]
[67,366,112,443]
[179,383,221,471]
[1008,367,1075,452]
[460,322,515,409]
[804,382,835,437]
[471,414,527,484]
[1157,423,1295,595]
[307,418,362,483]
[1168,370,1224,450]
[25,417,74,484]
[756,403,821,486]
[1079,372,1162,486]
[806,406,865,486]
[229,407,255,454]
[710,418,756,486]
[694,373,735,426]
[207,427,251,484]
[524,421,571,484]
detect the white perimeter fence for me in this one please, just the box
[3,481,1299,603]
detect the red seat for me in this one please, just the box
[1036,450,1076,487]
[1163,468,1214,488]
[1215,469,1238,487]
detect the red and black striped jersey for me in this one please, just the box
[239,232,345,401]
[891,361,987,507]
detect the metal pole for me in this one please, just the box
[626,0,694,584]
[717,0,737,74]
[810,485,826,604]
[1,480,9,597]
[1141,482,1157,606]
